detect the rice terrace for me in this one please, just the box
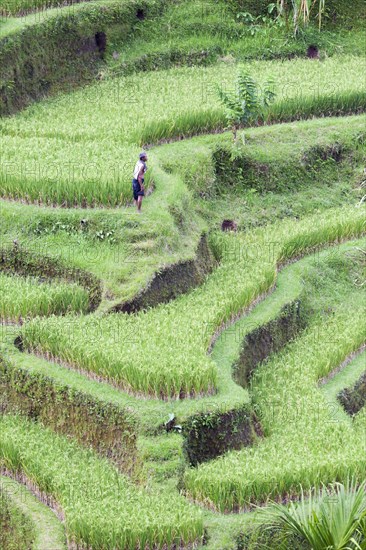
[0,0,366,548]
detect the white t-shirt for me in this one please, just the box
[133,160,147,180]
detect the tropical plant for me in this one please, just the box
[217,72,275,142]
[258,479,366,550]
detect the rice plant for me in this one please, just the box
[0,414,204,549]
[20,206,366,398]
[0,273,90,321]
[0,56,364,205]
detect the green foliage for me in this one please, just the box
[276,0,327,33]
[0,272,89,320]
[0,414,204,548]
[20,207,366,398]
[0,1,365,547]
[217,71,276,141]
[109,0,366,79]
[258,479,366,550]
[183,239,366,510]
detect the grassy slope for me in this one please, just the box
[107,0,366,73]
[1,0,90,17]
[0,237,309,431]
[0,475,66,550]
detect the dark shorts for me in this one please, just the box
[132,178,145,200]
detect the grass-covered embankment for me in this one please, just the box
[1,0,364,117]
[0,0,168,115]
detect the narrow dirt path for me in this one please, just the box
[0,474,66,550]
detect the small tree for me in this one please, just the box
[217,72,275,143]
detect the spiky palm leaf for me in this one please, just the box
[259,479,366,550]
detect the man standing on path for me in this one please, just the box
[132,152,148,212]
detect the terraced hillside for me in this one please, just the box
[1,0,365,548]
